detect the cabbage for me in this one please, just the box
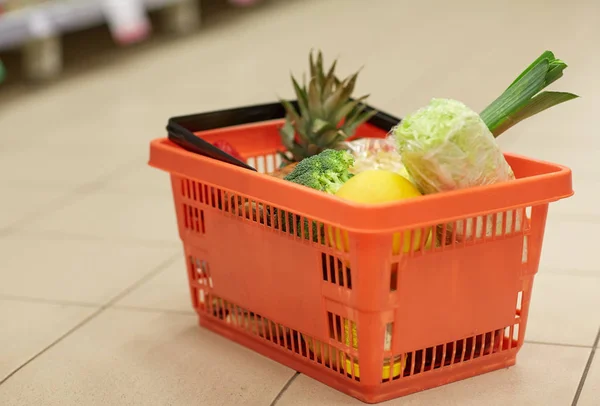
[393,98,514,196]
[391,51,578,241]
[394,99,518,240]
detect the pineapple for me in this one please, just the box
[277,50,378,166]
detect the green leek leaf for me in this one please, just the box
[480,50,578,137]
[491,91,579,137]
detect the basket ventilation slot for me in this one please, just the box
[321,253,352,289]
[182,204,205,234]
[383,322,521,383]
[204,294,361,381]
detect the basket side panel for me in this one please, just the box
[186,210,327,339]
[393,238,522,353]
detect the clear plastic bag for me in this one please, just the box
[393,99,519,241]
[392,101,516,197]
[343,136,413,182]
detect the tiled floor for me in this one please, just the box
[1,0,599,404]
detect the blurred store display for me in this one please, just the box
[0,0,212,81]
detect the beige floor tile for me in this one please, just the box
[22,190,180,243]
[0,0,598,403]
[115,257,192,313]
[0,92,174,152]
[0,233,179,304]
[526,274,600,346]
[578,353,600,406]
[277,343,588,406]
[0,142,142,189]
[0,299,97,382]
[103,161,172,196]
[550,179,600,221]
[0,187,70,230]
[0,308,296,406]
[539,219,599,275]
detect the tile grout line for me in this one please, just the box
[0,229,181,249]
[571,326,600,406]
[0,295,99,308]
[0,307,104,386]
[0,295,196,316]
[0,253,181,386]
[269,372,300,406]
[524,340,595,349]
[102,253,182,307]
[111,304,195,316]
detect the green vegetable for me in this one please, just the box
[0,60,5,84]
[284,149,355,194]
[393,50,578,197]
[480,50,579,137]
[394,98,513,195]
[275,208,322,243]
[278,50,377,165]
[278,149,355,243]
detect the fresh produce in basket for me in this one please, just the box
[226,50,576,235]
[226,309,287,341]
[278,149,356,241]
[278,50,377,166]
[343,137,413,182]
[302,307,404,379]
[209,298,288,341]
[393,50,577,240]
[343,321,405,379]
[270,161,299,179]
[232,149,356,243]
[283,149,355,194]
[394,51,577,196]
[268,50,577,245]
[394,98,515,196]
[301,336,342,367]
[481,51,578,138]
[328,170,432,254]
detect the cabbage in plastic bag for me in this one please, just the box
[393,98,519,239]
[393,98,515,193]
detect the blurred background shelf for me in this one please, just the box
[0,0,260,82]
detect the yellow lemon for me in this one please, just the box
[328,170,431,254]
[342,319,406,379]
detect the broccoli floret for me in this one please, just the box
[284,149,355,194]
[278,149,354,242]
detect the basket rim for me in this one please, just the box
[149,102,574,232]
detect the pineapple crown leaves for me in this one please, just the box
[278,50,377,163]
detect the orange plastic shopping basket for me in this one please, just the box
[148,101,573,404]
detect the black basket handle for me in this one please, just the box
[166,121,257,172]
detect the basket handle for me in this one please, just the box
[166,122,257,172]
